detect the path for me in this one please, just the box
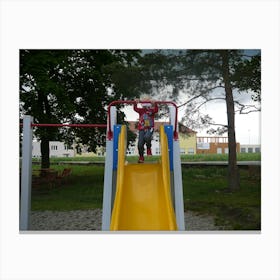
[30,209,224,231]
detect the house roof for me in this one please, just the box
[178,122,197,134]
[127,121,196,135]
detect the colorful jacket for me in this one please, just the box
[134,103,158,130]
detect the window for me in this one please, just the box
[187,148,194,154]
[224,148,229,154]
[248,147,253,153]
[51,145,58,151]
[155,147,160,155]
[255,147,261,153]
[180,148,186,154]
[241,148,246,153]
[217,147,222,154]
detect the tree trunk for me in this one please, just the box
[220,50,240,191]
[38,92,51,170]
[40,135,50,169]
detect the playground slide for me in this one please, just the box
[110,125,177,230]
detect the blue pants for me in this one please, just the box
[138,128,154,157]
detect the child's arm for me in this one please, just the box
[153,102,159,113]
[133,102,140,113]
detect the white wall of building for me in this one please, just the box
[240,144,261,153]
[32,141,75,158]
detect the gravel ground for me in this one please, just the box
[30,209,223,231]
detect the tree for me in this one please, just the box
[20,50,140,168]
[220,50,240,191]
[20,50,72,168]
[133,49,261,192]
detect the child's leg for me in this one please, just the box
[144,129,153,150]
[138,130,145,157]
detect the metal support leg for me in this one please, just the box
[101,107,116,230]
[20,115,33,231]
[169,105,185,230]
[102,140,114,230]
[173,141,185,230]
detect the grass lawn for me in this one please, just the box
[31,161,261,230]
[31,152,261,163]
[32,165,104,211]
[182,166,261,230]
[181,152,261,162]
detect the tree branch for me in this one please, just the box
[178,86,225,108]
[207,122,228,127]
[234,100,261,114]
[193,97,226,111]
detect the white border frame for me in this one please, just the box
[1,1,279,279]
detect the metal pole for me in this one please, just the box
[20,115,33,231]
[173,141,185,230]
[102,106,116,230]
[169,106,185,230]
[31,123,107,128]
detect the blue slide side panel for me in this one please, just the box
[113,125,122,171]
[164,125,174,171]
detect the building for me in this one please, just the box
[32,141,75,158]
[196,136,241,154]
[178,123,197,155]
[240,144,261,153]
[31,122,197,158]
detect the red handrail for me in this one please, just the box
[107,100,178,140]
[20,123,107,128]
[31,123,107,128]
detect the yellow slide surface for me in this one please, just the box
[110,126,177,230]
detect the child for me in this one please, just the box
[133,100,158,163]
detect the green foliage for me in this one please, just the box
[231,52,261,101]
[20,50,141,167]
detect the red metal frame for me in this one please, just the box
[107,100,178,140]
[30,123,107,128]
[21,100,178,140]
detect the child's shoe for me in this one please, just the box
[147,148,152,156]
[138,156,144,163]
